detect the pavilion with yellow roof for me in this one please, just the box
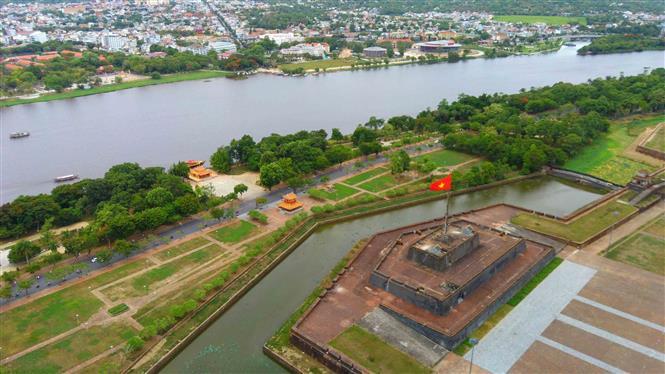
[278,193,304,213]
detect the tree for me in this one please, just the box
[233,183,249,197]
[126,336,145,352]
[8,240,41,264]
[359,141,382,157]
[146,187,174,208]
[255,197,267,208]
[325,145,353,165]
[210,146,232,173]
[229,135,256,163]
[259,161,284,191]
[522,144,548,173]
[39,218,59,253]
[168,162,190,178]
[114,239,136,257]
[43,252,63,271]
[286,175,310,193]
[351,126,378,146]
[390,150,411,174]
[210,207,224,221]
[331,128,344,141]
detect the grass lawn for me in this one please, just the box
[605,216,665,275]
[108,303,129,316]
[4,323,136,373]
[0,70,231,107]
[155,236,210,261]
[645,126,665,152]
[565,115,664,184]
[343,167,388,185]
[358,174,405,192]
[314,183,360,201]
[101,244,222,301]
[0,259,148,356]
[209,220,257,244]
[512,199,637,243]
[415,149,474,167]
[44,262,90,281]
[330,325,430,374]
[493,15,587,25]
[278,58,358,72]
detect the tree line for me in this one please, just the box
[578,35,665,55]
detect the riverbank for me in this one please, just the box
[0,70,232,108]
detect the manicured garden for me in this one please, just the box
[108,303,130,316]
[645,126,665,152]
[278,58,358,72]
[3,323,136,373]
[414,149,473,168]
[155,236,211,261]
[605,216,665,275]
[330,325,430,374]
[343,167,388,185]
[311,183,360,201]
[493,15,587,25]
[209,220,258,244]
[512,199,637,243]
[358,174,403,192]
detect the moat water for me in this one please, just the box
[162,176,603,373]
[1,44,663,203]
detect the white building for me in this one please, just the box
[280,42,329,57]
[209,40,237,53]
[102,34,127,51]
[30,31,48,43]
[262,32,303,45]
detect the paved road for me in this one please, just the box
[0,143,439,306]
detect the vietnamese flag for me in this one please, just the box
[429,175,452,192]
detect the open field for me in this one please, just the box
[278,58,358,72]
[101,244,223,301]
[343,167,388,185]
[565,115,664,184]
[3,323,136,373]
[605,216,665,275]
[493,15,587,25]
[0,71,231,107]
[512,199,637,243]
[154,236,210,261]
[330,325,430,374]
[358,174,404,192]
[645,125,665,152]
[414,149,474,167]
[209,220,257,244]
[314,183,360,201]
[0,259,150,356]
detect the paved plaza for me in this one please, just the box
[467,254,665,373]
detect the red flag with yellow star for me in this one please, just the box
[429,175,452,192]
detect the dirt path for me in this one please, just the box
[64,344,125,374]
[582,200,664,255]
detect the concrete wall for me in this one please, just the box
[290,330,365,374]
[547,167,621,190]
[380,247,555,350]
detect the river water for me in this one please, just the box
[1,45,663,203]
[162,176,603,373]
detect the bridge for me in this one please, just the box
[561,34,603,41]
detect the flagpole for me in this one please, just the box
[444,190,450,235]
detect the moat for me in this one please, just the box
[162,176,604,373]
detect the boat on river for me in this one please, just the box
[9,132,30,139]
[54,174,78,183]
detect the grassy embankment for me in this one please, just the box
[604,215,665,275]
[208,220,258,244]
[278,58,358,73]
[0,70,231,108]
[493,15,587,25]
[512,196,637,243]
[645,125,665,152]
[564,115,665,185]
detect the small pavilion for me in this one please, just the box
[188,166,212,181]
[278,193,304,213]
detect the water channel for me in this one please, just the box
[2,44,663,202]
[162,176,603,373]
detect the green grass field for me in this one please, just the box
[645,126,665,152]
[343,167,388,185]
[605,216,665,275]
[4,323,136,373]
[415,149,474,167]
[155,236,211,261]
[494,15,587,25]
[358,174,406,192]
[0,259,149,356]
[0,71,231,108]
[512,200,637,243]
[101,244,222,301]
[209,220,257,244]
[330,325,430,374]
[278,58,358,72]
[314,183,360,201]
[108,303,130,316]
[565,115,664,184]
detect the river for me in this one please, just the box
[162,176,603,373]
[1,44,663,203]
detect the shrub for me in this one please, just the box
[248,210,268,224]
[126,336,145,352]
[108,303,129,316]
[25,263,42,273]
[2,271,18,283]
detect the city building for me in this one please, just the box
[280,42,330,57]
[209,40,237,53]
[101,34,126,52]
[262,32,304,45]
[363,46,387,58]
[415,39,462,53]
